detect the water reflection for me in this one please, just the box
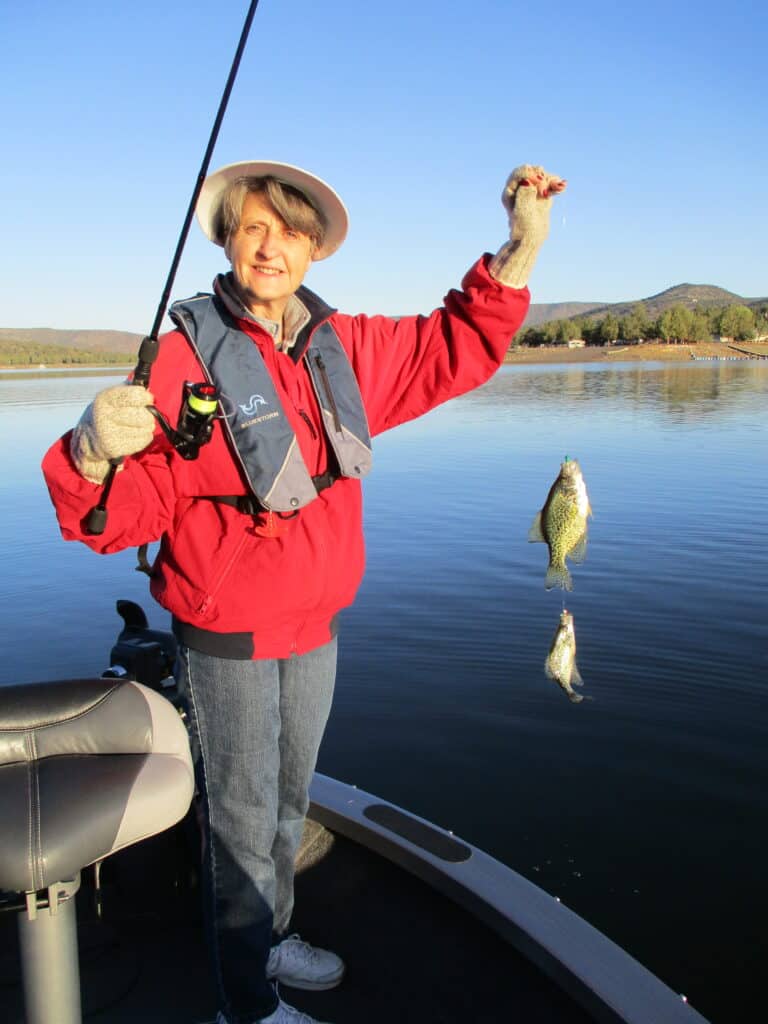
[0,371,128,410]
[468,361,768,423]
[4,361,766,425]
[2,361,767,1024]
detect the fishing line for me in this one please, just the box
[558,189,567,228]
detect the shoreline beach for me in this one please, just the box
[503,341,768,365]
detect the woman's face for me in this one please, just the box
[226,191,315,321]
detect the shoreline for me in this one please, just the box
[0,364,133,375]
[503,341,768,365]
[2,343,767,374]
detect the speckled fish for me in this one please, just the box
[528,457,592,591]
[545,610,584,703]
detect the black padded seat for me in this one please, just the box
[0,677,194,893]
[0,677,194,1024]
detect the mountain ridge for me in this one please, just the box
[522,283,766,328]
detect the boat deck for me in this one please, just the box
[1,817,595,1024]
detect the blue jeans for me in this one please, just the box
[175,639,338,1023]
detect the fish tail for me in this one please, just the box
[566,690,584,704]
[545,562,573,591]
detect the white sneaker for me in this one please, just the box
[266,934,345,991]
[216,1000,332,1024]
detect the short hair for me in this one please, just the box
[212,175,327,251]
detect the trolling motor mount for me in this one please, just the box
[102,600,177,691]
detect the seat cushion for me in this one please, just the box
[0,679,193,892]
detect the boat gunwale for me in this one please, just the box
[309,773,709,1024]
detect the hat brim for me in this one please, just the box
[196,160,348,260]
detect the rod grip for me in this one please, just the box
[132,336,159,388]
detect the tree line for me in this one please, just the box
[516,302,768,347]
[0,339,132,366]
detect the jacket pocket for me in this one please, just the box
[154,500,252,625]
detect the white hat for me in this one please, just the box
[196,160,348,260]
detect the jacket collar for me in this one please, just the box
[213,273,336,362]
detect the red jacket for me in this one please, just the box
[42,256,529,658]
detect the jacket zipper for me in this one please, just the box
[314,353,343,434]
[298,409,318,439]
[196,532,249,616]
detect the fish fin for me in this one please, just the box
[528,511,546,543]
[566,690,584,703]
[571,664,584,686]
[569,529,588,565]
[545,563,573,591]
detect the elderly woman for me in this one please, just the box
[43,160,564,1024]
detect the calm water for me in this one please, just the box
[1,361,766,1023]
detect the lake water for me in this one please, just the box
[1,361,766,1024]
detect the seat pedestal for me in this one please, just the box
[17,876,82,1024]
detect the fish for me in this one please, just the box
[528,456,592,591]
[545,609,585,703]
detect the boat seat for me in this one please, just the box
[0,676,195,1024]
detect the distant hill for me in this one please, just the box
[524,284,767,328]
[3,283,767,349]
[0,327,142,354]
[522,301,604,328]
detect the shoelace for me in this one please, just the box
[279,934,319,963]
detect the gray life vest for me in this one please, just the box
[169,293,373,512]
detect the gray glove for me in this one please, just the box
[489,165,566,289]
[70,384,155,483]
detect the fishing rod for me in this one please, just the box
[87,0,261,535]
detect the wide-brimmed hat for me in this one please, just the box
[196,160,348,260]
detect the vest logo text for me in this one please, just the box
[239,410,280,430]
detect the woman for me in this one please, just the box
[43,159,565,1024]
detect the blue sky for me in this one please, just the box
[2,0,766,333]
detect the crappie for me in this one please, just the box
[545,610,584,703]
[529,457,592,591]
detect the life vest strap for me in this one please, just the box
[134,472,340,577]
[203,469,339,516]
